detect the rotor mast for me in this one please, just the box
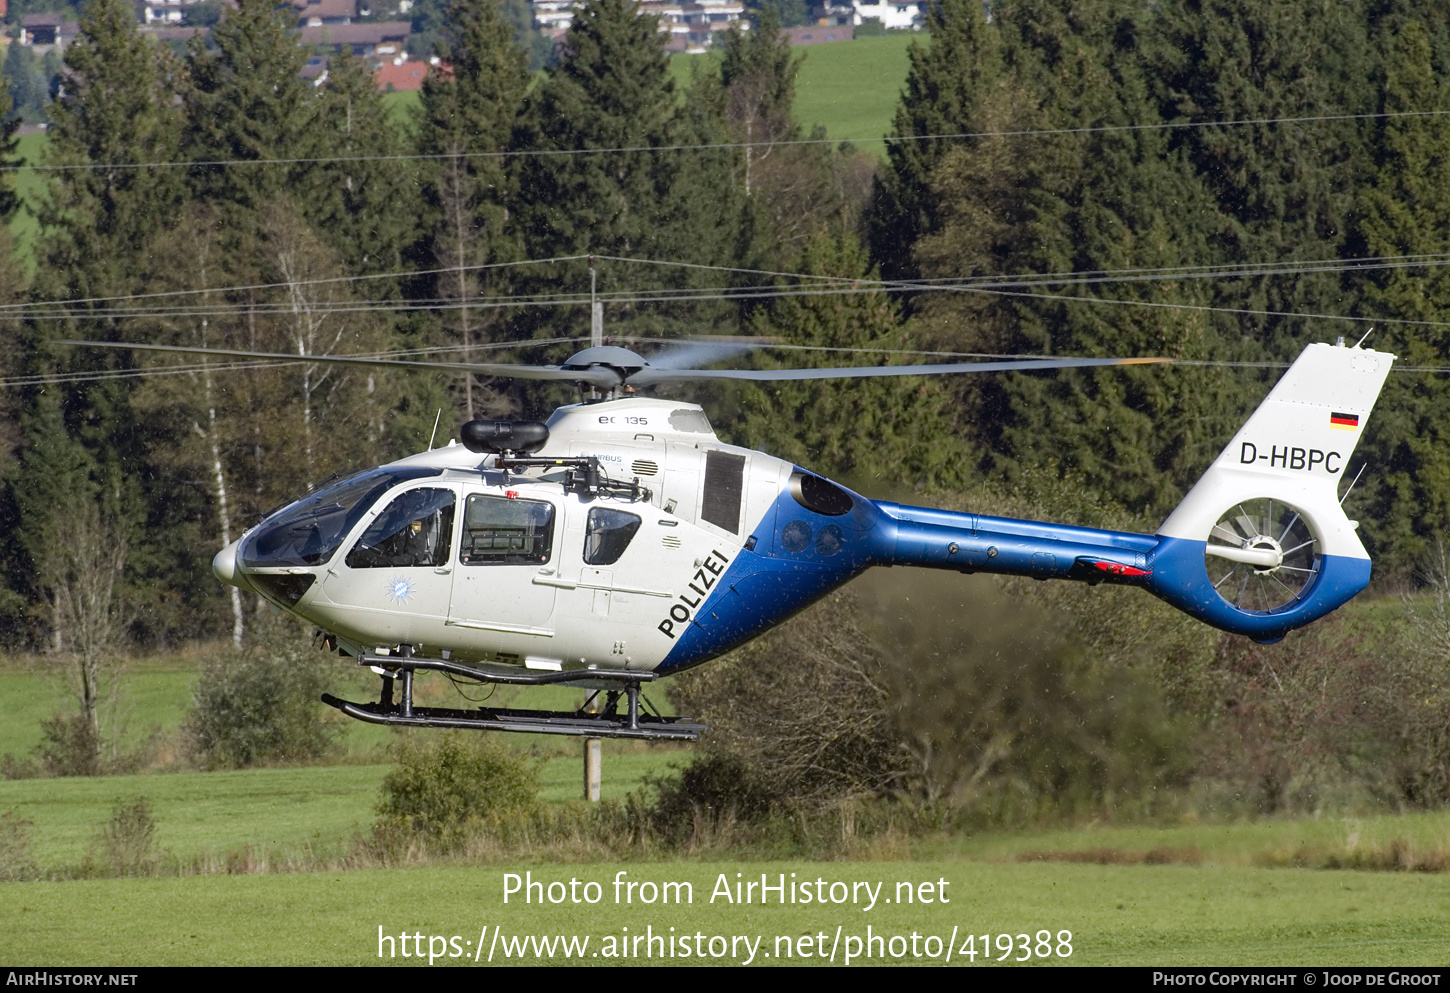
[590,255,603,350]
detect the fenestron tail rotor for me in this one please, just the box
[1204,498,1320,612]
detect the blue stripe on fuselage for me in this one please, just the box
[657,484,1375,670]
[657,477,879,673]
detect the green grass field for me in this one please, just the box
[9,131,49,275]
[672,34,916,161]
[381,88,421,132]
[0,670,196,762]
[0,749,686,872]
[5,859,1449,965]
[5,751,1450,966]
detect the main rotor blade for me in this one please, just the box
[628,355,1171,385]
[644,339,766,371]
[57,340,623,387]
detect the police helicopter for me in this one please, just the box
[69,334,1394,741]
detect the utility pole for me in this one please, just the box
[583,692,601,802]
[590,255,603,348]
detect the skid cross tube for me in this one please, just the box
[319,653,706,741]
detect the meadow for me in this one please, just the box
[5,848,1450,965]
[384,34,918,160]
[9,130,49,274]
[670,33,917,161]
[4,678,1450,969]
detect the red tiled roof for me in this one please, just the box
[374,60,431,92]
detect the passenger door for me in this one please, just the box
[447,491,560,634]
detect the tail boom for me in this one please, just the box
[874,341,1394,641]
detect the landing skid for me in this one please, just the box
[320,652,707,742]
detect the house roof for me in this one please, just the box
[374,59,431,92]
[292,0,357,21]
[299,21,410,45]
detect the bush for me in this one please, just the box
[672,557,1197,827]
[874,571,1195,824]
[32,713,161,779]
[375,733,540,849]
[670,589,903,807]
[0,811,38,882]
[0,753,38,780]
[638,756,776,847]
[98,796,158,877]
[183,641,340,769]
[37,713,101,777]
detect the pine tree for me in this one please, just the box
[0,64,27,641]
[0,63,19,225]
[1348,21,1450,576]
[511,0,740,345]
[868,0,1001,282]
[417,0,530,417]
[1148,0,1372,357]
[515,0,679,258]
[909,0,1242,515]
[183,0,312,217]
[733,233,967,492]
[17,0,182,638]
[305,51,418,276]
[39,0,183,301]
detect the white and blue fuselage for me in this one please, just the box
[214,342,1394,674]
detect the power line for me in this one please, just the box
[0,254,590,313]
[6,109,1447,173]
[11,251,1450,320]
[9,250,1450,348]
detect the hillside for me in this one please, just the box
[670,33,915,161]
[6,35,916,268]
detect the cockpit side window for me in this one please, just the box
[239,466,442,568]
[583,507,641,565]
[459,494,555,565]
[345,488,456,569]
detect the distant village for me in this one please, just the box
[6,0,924,97]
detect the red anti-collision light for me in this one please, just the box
[1089,560,1151,577]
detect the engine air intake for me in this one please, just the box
[789,472,853,516]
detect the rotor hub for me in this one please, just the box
[1243,534,1283,574]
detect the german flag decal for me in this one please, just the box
[1329,411,1360,431]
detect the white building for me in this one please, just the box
[532,0,746,50]
[851,0,923,30]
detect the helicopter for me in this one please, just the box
[70,335,1394,741]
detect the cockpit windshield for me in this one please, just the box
[239,466,442,568]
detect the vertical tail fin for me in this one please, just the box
[1150,342,1394,640]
